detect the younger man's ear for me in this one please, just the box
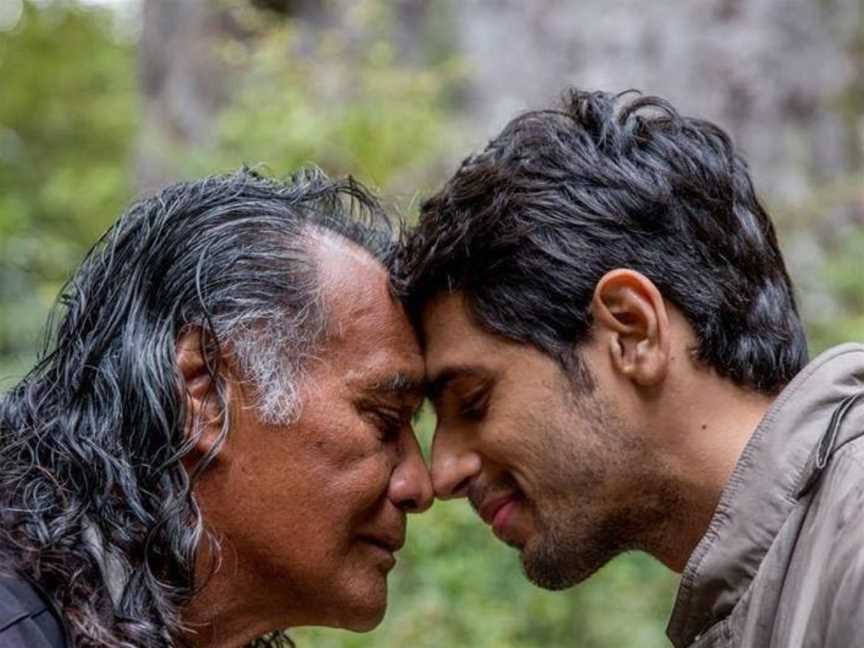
[175,328,231,464]
[590,269,671,387]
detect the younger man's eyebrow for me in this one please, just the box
[426,366,489,402]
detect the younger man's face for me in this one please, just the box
[423,292,673,589]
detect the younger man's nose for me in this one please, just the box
[430,429,482,500]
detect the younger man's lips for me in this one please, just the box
[477,493,526,546]
[479,493,517,527]
[489,498,512,533]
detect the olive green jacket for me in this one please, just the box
[668,343,864,648]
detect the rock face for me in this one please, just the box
[455,0,862,206]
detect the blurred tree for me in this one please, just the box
[0,2,860,648]
[0,0,137,384]
[136,0,231,192]
[180,0,464,200]
[789,0,864,353]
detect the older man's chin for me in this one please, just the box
[320,575,390,633]
[345,607,387,633]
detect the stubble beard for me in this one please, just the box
[520,498,670,590]
[521,510,620,590]
[518,386,679,591]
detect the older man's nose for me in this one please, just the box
[388,432,433,513]
[431,427,481,500]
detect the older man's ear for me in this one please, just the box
[176,329,232,465]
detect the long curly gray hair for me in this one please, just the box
[0,168,393,646]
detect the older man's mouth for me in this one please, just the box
[357,528,405,570]
[359,531,404,551]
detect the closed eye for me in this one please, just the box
[459,389,489,420]
[363,407,405,442]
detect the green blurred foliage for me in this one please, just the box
[0,2,861,648]
[0,0,137,384]
[179,0,464,199]
[808,228,864,351]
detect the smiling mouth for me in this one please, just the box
[476,493,525,545]
[479,493,514,524]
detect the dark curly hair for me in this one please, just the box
[0,167,393,646]
[398,88,808,394]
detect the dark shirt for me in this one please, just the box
[0,576,66,647]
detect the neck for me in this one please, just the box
[181,545,296,648]
[649,373,776,572]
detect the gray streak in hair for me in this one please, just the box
[0,167,394,646]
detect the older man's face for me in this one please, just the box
[196,237,431,631]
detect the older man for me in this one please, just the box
[399,89,864,647]
[0,168,432,647]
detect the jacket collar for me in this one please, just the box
[667,343,864,647]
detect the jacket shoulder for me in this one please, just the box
[0,576,67,647]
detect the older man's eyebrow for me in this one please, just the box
[363,372,425,398]
[360,373,426,421]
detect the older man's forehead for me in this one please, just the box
[313,232,389,301]
[337,320,424,393]
[308,230,428,399]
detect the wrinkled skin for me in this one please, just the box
[184,236,433,645]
